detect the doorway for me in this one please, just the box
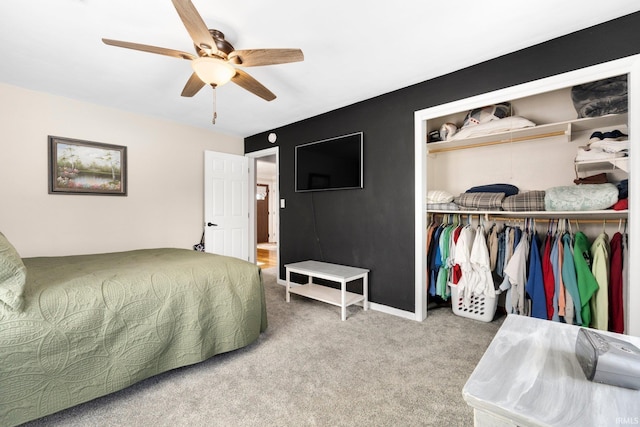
[247,148,279,272]
[256,184,270,243]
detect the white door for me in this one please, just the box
[204,151,249,261]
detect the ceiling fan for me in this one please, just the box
[102,0,304,124]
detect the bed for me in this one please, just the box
[0,233,267,427]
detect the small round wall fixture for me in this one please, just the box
[268,132,277,143]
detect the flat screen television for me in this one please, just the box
[295,132,363,192]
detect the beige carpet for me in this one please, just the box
[23,267,503,427]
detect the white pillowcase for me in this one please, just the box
[427,190,454,204]
[451,116,536,140]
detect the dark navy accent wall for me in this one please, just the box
[245,12,640,313]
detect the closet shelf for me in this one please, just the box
[574,157,629,174]
[426,113,628,154]
[427,209,628,221]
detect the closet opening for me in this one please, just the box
[414,55,639,336]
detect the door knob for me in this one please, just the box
[207,222,217,227]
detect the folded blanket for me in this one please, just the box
[612,199,628,211]
[545,184,618,211]
[427,202,459,211]
[466,183,519,197]
[455,192,505,210]
[575,146,626,161]
[454,206,504,212]
[618,179,628,199]
[502,191,546,212]
[573,173,608,185]
[571,76,628,118]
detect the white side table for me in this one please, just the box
[285,260,369,320]
[463,315,640,426]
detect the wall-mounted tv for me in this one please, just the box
[295,132,363,192]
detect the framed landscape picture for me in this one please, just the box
[48,136,127,196]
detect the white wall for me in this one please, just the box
[0,83,243,257]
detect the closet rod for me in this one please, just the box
[485,215,627,224]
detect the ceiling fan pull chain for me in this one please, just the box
[212,85,217,125]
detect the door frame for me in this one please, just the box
[247,147,280,271]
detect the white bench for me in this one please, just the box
[285,260,369,320]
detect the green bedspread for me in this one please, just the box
[0,248,267,426]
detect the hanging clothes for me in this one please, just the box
[428,224,444,297]
[495,226,507,278]
[450,224,464,285]
[561,232,582,326]
[487,224,499,272]
[573,231,600,327]
[590,232,610,331]
[505,227,515,270]
[428,214,627,331]
[425,220,439,292]
[437,219,462,299]
[469,223,495,300]
[513,226,522,252]
[541,230,556,320]
[453,224,476,304]
[556,231,567,319]
[503,230,529,315]
[609,231,624,333]
[436,223,454,299]
[550,231,562,322]
[526,231,547,319]
[622,232,628,329]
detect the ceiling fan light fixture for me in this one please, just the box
[191,57,235,86]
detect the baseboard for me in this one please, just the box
[276,279,417,321]
[367,302,416,320]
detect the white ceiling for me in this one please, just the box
[1,1,639,138]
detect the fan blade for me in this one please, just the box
[171,0,221,56]
[231,69,276,101]
[181,72,206,97]
[228,49,304,67]
[102,38,195,60]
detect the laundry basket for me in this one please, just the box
[449,284,498,322]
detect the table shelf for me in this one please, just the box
[285,260,369,321]
[288,284,365,307]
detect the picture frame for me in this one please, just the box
[48,136,127,196]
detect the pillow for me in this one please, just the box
[454,192,505,210]
[451,116,536,140]
[0,232,26,312]
[461,102,512,128]
[427,190,454,204]
[544,184,618,211]
[502,191,546,212]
